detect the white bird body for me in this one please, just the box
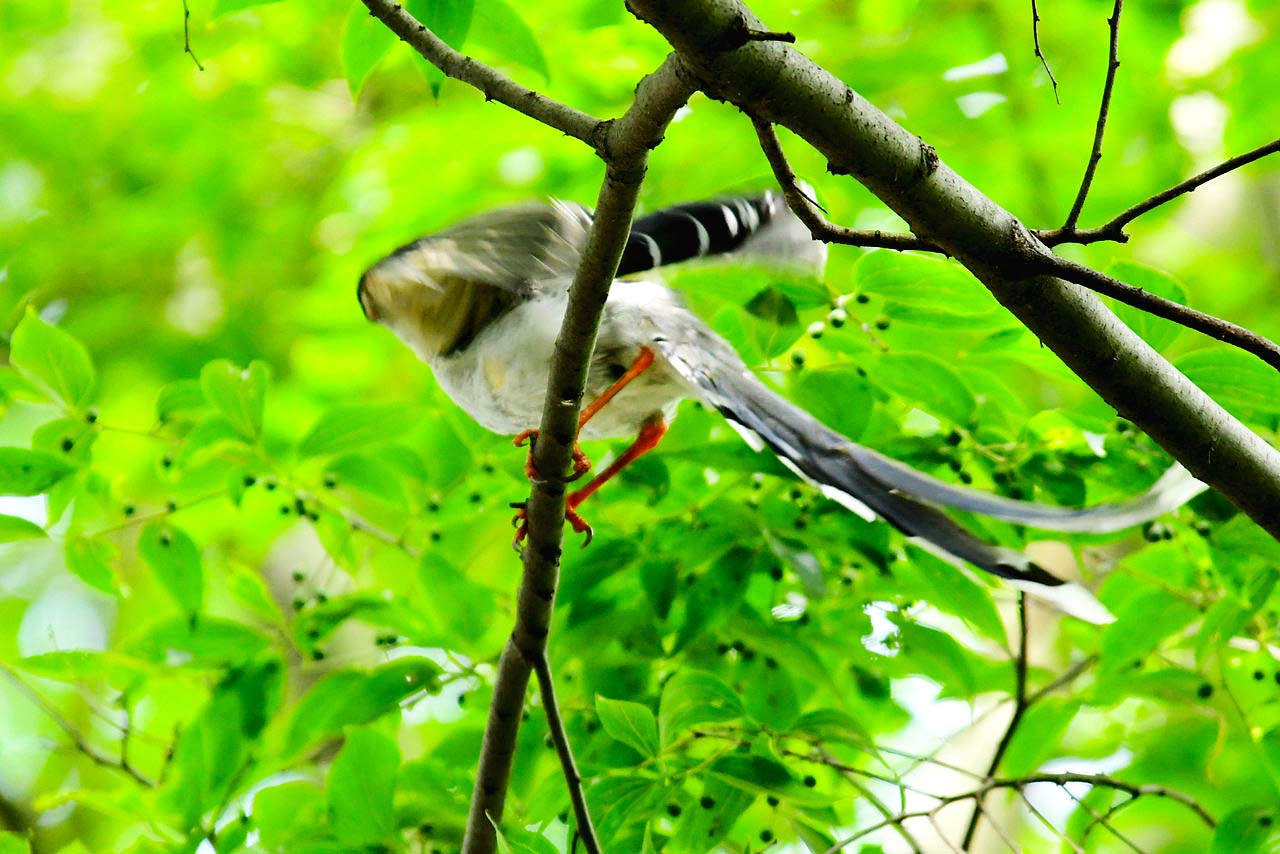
[358,191,1208,623]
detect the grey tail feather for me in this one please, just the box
[693,368,1163,622]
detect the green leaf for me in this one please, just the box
[200,359,268,441]
[1177,348,1280,424]
[328,727,400,847]
[213,0,284,15]
[253,781,326,851]
[490,820,560,854]
[789,365,876,441]
[0,448,75,496]
[469,0,549,79]
[341,3,396,97]
[10,306,95,411]
[0,831,31,854]
[138,521,204,616]
[711,754,833,806]
[999,698,1080,776]
[64,536,121,596]
[407,0,476,92]
[910,551,1007,645]
[1107,262,1187,353]
[595,695,659,758]
[1099,590,1200,676]
[155,379,208,424]
[285,657,441,755]
[855,252,993,315]
[669,777,752,852]
[0,513,45,542]
[875,352,975,424]
[1211,806,1280,854]
[658,670,744,746]
[14,650,153,685]
[299,402,422,458]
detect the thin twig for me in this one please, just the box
[820,771,1215,853]
[1025,654,1096,705]
[0,662,156,788]
[532,656,600,853]
[1040,253,1280,372]
[1030,1,1059,104]
[961,595,1028,850]
[1040,137,1280,245]
[751,118,942,252]
[1062,0,1122,231]
[1061,786,1144,854]
[359,0,603,150]
[1018,789,1086,853]
[182,0,204,71]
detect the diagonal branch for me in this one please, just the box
[627,0,1280,539]
[1061,0,1122,231]
[532,655,599,852]
[358,0,604,149]
[1030,0,1059,104]
[1039,137,1280,245]
[458,55,696,854]
[1040,254,1280,371]
[752,119,941,252]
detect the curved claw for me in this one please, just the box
[509,500,593,549]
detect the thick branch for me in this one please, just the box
[1040,137,1280,245]
[358,0,604,149]
[460,56,695,854]
[1061,0,1122,231]
[628,0,1280,538]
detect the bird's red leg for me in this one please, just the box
[514,346,656,482]
[513,347,658,548]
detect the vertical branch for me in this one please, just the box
[960,595,1028,851]
[460,56,696,854]
[1062,0,1123,232]
[181,0,204,71]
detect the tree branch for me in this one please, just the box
[459,55,696,854]
[1030,0,1059,104]
[1040,254,1280,371]
[752,119,941,252]
[0,662,156,788]
[1061,0,1122,231]
[1039,137,1280,245]
[532,656,599,853]
[627,0,1280,539]
[358,0,605,150]
[961,595,1028,851]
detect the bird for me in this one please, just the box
[357,191,1206,624]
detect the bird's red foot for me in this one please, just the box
[513,430,592,482]
[510,501,594,551]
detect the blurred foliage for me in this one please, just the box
[0,0,1278,852]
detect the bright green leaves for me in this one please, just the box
[491,820,560,854]
[1177,348,1280,425]
[0,832,31,854]
[471,0,549,80]
[999,698,1081,776]
[0,448,74,496]
[341,3,396,97]
[0,513,45,542]
[328,727,401,849]
[162,659,283,829]
[658,671,744,748]
[213,0,284,15]
[596,695,660,758]
[10,307,95,412]
[200,359,268,442]
[1212,806,1280,854]
[64,536,121,595]
[138,521,203,616]
[298,402,421,458]
[285,657,441,756]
